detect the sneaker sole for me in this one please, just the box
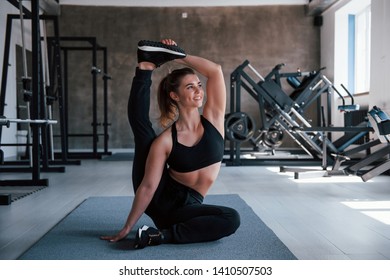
[138,40,186,57]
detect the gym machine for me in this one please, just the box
[50,36,112,159]
[0,8,67,164]
[226,60,333,166]
[225,60,372,167]
[280,87,373,178]
[323,106,390,182]
[0,0,62,186]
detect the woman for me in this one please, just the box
[101,39,240,249]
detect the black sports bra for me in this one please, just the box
[166,116,224,173]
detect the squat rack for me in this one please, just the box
[0,0,59,186]
[50,36,111,159]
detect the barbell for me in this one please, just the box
[0,116,57,128]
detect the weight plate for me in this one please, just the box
[225,112,256,142]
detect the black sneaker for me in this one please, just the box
[137,40,186,67]
[134,225,163,249]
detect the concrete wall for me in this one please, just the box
[0,4,319,153]
[55,5,320,150]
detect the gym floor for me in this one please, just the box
[1,155,390,260]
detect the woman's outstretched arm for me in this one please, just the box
[100,134,170,242]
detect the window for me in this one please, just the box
[349,4,371,94]
[335,0,371,95]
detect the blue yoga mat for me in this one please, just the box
[19,194,297,260]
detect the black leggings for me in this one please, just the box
[127,68,240,244]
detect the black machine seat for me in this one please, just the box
[258,79,295,110]
[288,74,318,101]
[368,106,390,143]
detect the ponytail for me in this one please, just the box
[157,67,195,128]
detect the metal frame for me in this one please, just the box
[346,107,390,181]
[1,0,54,186]
[227,60,331,166]
[284,107,390,181]
[1,13,71,165]
[226,60,371,167]
[50,36,111,159]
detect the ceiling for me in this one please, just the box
[58,0,310,7]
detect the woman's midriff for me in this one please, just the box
[168,162,221,197]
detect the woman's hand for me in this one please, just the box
[100,226,131,242]
[161,38,177,46]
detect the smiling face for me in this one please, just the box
[170,74,204,108]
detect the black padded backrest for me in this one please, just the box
[368,107,390,143]
[258,80,294,109]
